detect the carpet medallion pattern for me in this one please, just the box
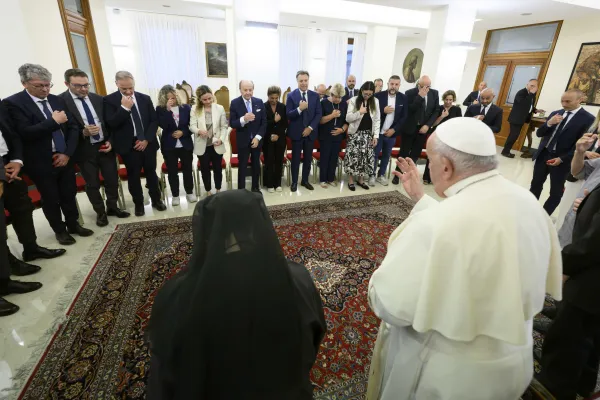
[17,192,413,399]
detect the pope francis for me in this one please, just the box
[366,118,563,400]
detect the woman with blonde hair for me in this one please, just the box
[156,85,196,206]
[190,85,228,196]
[344,81,380,191]
[318,83,348,187]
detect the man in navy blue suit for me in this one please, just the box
[229,80,266,192]
[286,70,322,192]
[104,71,166,217]
[530,89,595,215]
[3,64,93,245]
[371,75,407,186]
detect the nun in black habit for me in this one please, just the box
[146,190,326,400]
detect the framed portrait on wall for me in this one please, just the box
[205,42,228,78]
[565,42,600,106]
[403,48,424,84]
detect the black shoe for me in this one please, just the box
[55,231,76,245]
[541,304,558,319]
[96,213,109,227]
[0,298,19,317]
[22,245,66,262]
[107,207,131,218]
[348,183,356,191]
[251,188,262,194]
[534,319,553,334]
[291,183,298,192]
[135,204,145,216]
[501,152,515,159]
[152,200,167,211]
[301,182,314,190]
[67,223,94,237]
[392,176,400,185]
[0,280,43,296]
[533,347,542,362]
[9,258,41,277]
[357,181,370,190]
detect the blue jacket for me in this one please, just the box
[374,90,408,137]
[286,89,322,141]
[229,96,267,150]
[156,104,193,151]
[319,98,347,142]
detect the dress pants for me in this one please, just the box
[262,135,286,188]
[199,146,223,191]
[3,175,37,249]
[237,146,261,190]
[539,301,600,399]
[76,147,120,213]
[27,163,79,234]
[0,187,9,280]
[291,138,314,184]
[163,148,194,196]
[373,135,395,177]
[319,139,342,183]
[502,123,524,154]
[423,159,432,182]
[399,132,427,163]
[530,148,570,215]
[121,145,161,206]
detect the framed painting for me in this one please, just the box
[205,42,228,78]
[403,48,424,84]
[566,42,600,106]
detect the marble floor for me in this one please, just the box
[0,145,552,397]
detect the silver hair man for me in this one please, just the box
[430,134,498,177]
[18,63,52,83]
[115,70,135,81]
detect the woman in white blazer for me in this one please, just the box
[190,85,228,195]
[344,81,380,191]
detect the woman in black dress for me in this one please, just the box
[263,86,288,193]
[147,190,326,400]
[423,90,462,184]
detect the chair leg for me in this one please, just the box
[101,185,106,200]
[76,198,84,226]
[118,180,126,209]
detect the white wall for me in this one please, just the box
[236,25,280,100]
[457,29,486,105]
[363,26,398,87]
[392,36,426,93]
[89,0,117,93]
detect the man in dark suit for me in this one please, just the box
[104,71,166,217]
[464,88,504,134]
[286,70,322,192]
[59,69,129,226]
[342,74,358,103]
[530,89,595,215]
[537,151,600,398]
[462,81,487,107]
[502,79,545,158]
[371,75,407,186]
[3,64,93,245]
[229,80,267,192]
[392,75,439,185]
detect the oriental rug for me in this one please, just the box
[15,191,413,400]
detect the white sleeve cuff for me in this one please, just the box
[121,105,131,112]
[255,135,262,141]
[297,108,302,115]
[10,159,23,166]
[239,117,247,127]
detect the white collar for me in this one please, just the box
[444,170,500,197]
[70,90,87,100]
[564,106,581,115]
[27,91,46,103]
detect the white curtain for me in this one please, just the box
[278,26,309,91]
[325,31,349,88]
[131,11,207,101]
[350,33,366,86]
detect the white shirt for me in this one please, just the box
[381,94,396,134]
[70,90,104,143]
[28,91,60,152]
[547,106,581,151]
[121,93,143,137]
[238,98,262,141]
[171,106,183,148]
[0,128,22,165]
[296,91,309,115]
[480,104,490,115]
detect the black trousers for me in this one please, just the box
[121,146,161,205]
[0,186,9,280]
[263,135,286,188]
[539,301,600,399]
[27,163,79,233]
[237,146,261,190]
[3,175,37,249]
[163,148,194,196]
[399,132,427,163]
[199,146,223,191]
[291,138,314,184]
[530,148,570,215]
[76,148,119,213]
[502,123,524,154]
[319,139,342,183]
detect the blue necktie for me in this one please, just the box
[130,102,145,141]
[78,97,100,141]
[301,92,308,127]
[547,111,571,152]
[39,100,67,153]
[246,100,252,114]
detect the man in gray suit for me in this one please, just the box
[58,69,129,227]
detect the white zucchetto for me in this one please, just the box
[436,117,497,156]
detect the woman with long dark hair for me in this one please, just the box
[344,81,380,190]
[147,190,326,400]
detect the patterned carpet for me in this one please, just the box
[16,192,413,399]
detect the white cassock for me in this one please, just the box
[366,170,563,400]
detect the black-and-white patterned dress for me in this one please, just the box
[345,111,374,177]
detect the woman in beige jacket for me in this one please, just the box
[190,85,228,195]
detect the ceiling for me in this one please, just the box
[104,0,225,19]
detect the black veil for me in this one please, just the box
[148,190,305,399]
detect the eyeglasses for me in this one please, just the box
[70,83,91,89]
[29,82,53,89]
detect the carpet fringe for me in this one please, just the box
[1,231,114,400]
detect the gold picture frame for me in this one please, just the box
[205,42,228,78]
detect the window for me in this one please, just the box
[346,38,354,79]
[487,23,559,54]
